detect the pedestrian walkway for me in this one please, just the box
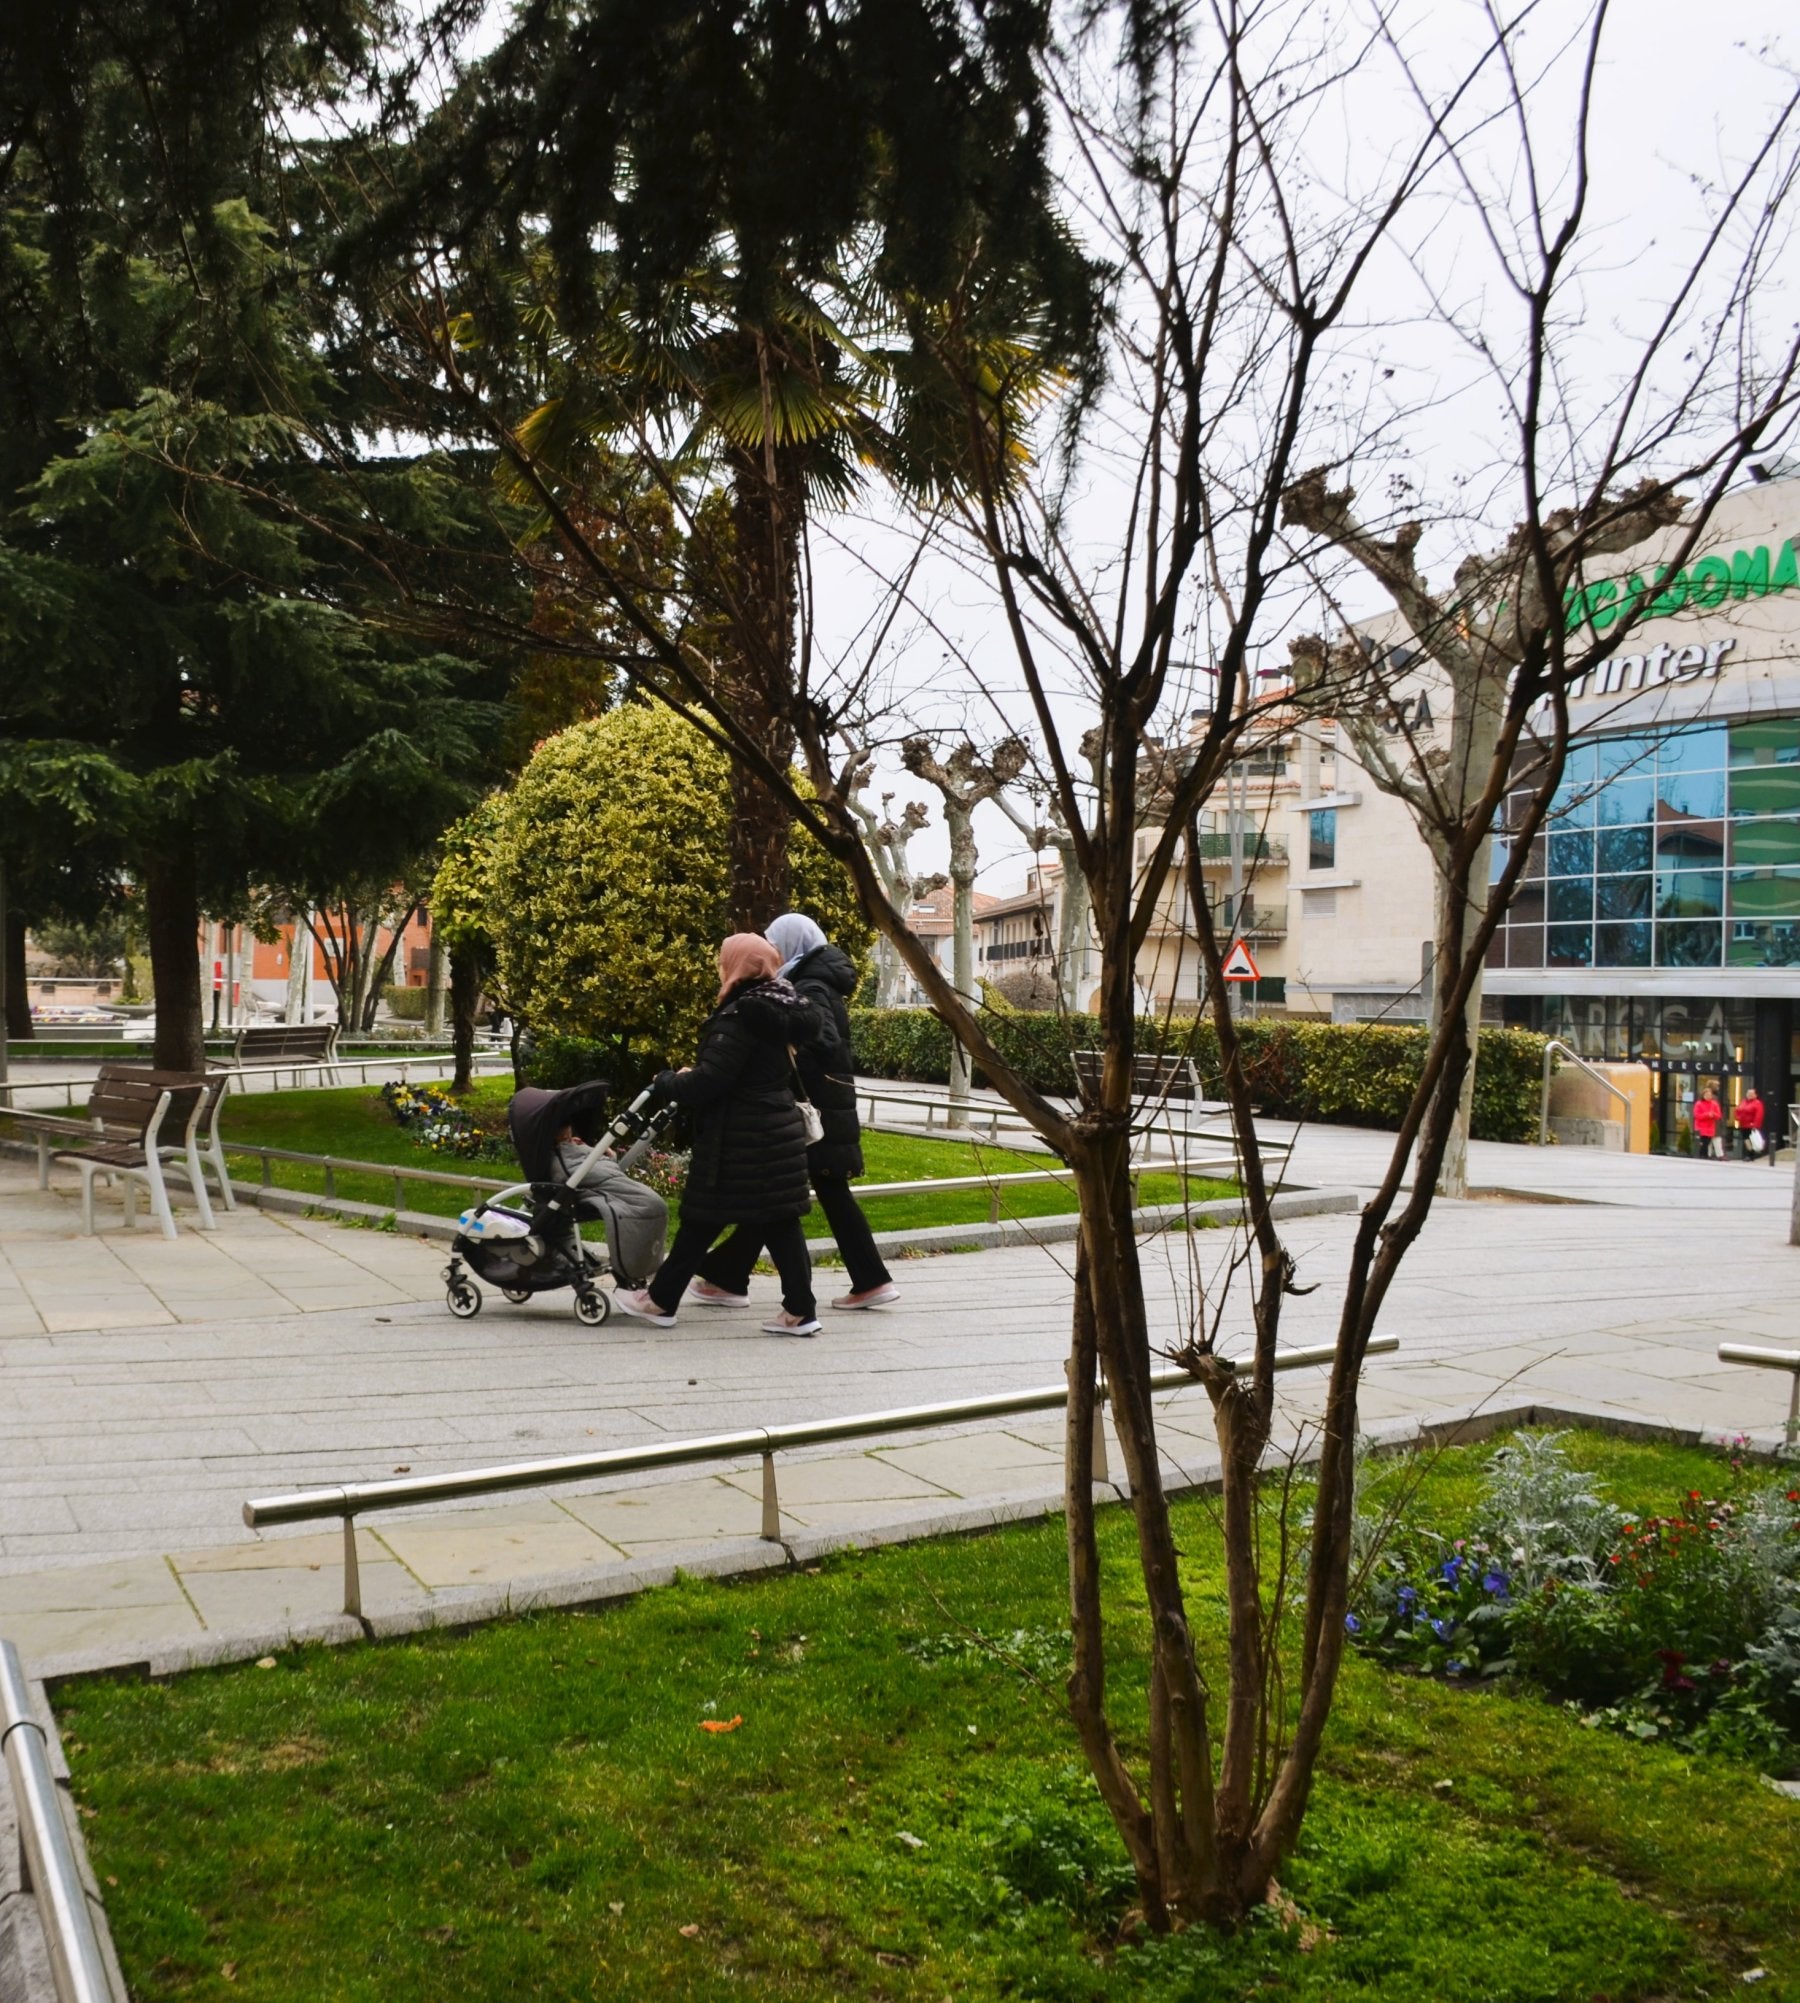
[1,1130,1794,1676]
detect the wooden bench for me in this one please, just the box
[226,1022,340,1080]
[1072,1050,1201,1108]
[13,1065,207,1240]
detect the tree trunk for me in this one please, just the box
[145,853,206,1071]
[5,906,31,1040]
[450,942,482,1093]
[425,934,447,1036]
[723,438,805,930]
[284,914,312,1024]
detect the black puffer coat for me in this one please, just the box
[654,976,821,1223]
[786,943,865,1179]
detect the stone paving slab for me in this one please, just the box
[2,1126,1797,1676]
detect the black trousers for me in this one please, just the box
[700,1172,892,1297]
[649,1211,816,1319]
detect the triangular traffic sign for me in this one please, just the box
[1220,938,1260,982]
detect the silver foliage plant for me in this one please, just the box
[1465,1433,1624,1594]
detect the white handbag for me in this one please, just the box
[788,1048,826,1144]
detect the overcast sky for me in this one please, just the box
[796,0,1800,889]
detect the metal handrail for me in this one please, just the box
[1538,1039,1633,1146]
[0,1047,505,1111]
[244,1337,1399,1615]
[179,1142,1248,1224]
[1717,1342,1800,1447]
[854,1081,1293,1162]
[1,1640,118,2003]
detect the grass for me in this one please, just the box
[204,1082,1236,1234]
[57,1430,1800,2003]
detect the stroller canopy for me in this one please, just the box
[508,1079,609,1185]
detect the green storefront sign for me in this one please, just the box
[1565,537,1800,639]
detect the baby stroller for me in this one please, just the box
[442,1079,674,1325]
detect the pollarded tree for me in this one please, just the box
[480,703,870,1080]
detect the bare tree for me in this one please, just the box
[281,0,1800,1932]
[846,761,944,1006]
[993,727,1105,1014]
[900,733,1029,1117]
[1283,482,1684,1195]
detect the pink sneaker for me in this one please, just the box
[687,1279,750,1307]
[613,1288,677,1326]
[831,1283,900,1311]
[761,1311,821,1337]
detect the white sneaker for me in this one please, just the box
[762,1311,821,1337]
[613,1288,677,1326]
[687,1279,750,1307]
[832,1283,900,1311]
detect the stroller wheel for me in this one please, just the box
[574,1287,610,1328]
[447,1280,482,1320]
[501,1286,533,1305]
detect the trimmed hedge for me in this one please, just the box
[847,1008,1547,1145]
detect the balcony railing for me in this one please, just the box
[1192,832,1288,864]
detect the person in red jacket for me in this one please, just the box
[1734,1087,1766,1160]
[1691,1086,1723,1160]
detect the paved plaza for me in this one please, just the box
[1,1114,1795,1676]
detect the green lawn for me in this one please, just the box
[56,1431,1798,2002]
[205,1083,1235,1235]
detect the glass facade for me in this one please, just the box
[1309,806,1337,871]
[1490,718,1800,970]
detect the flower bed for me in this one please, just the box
[1349,1432,1800,1773]
[378,1080,509,1162]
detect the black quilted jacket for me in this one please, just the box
[786,943,865,1179]
[654,976,821,1223]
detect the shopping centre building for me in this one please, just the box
[964,477,1800,1154]
[1479,480,1800,1150]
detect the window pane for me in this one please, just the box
[1596,825,1652,873]
[1657,767,1726,820]
[1549,877,1593,923]
[1308,807,1336,871]
[1596,874,1650,919]
[1548,831,1594,876]
[1729,720,1800,765]
[1657,726,1726,774]
[1655,921,1722,967]
[1548,781,1595,829]
[1547,924,1593,967]
[1595,776,1656,827]
[1656,816,1725,868]
[1506,925,1545,968]
[1596,921,1651,967]
[1727,922,1800,968]
[1728,865,1800,918]
[1730,817,1800,867]
[1508,882,1546,927]
[1731,767,1800,818]
[1656,868,1722,918]
[1597,735,1657,782]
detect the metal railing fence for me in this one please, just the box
[0,1047,507,1112]
[0,1639,118,2003]
[1716,1342,1800,1446]
[1538,1039,1633,1146]
[244,1337,1399,1616]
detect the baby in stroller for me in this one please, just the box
[443,1079,673,1324]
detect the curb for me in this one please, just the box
[26,1396,1786,1693]
[224,1176,1361,1253]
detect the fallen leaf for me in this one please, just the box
[255,1657,276,1671]
[699,1715,744,1734]
[679,1923,701,1938]
[608,1902,624,1916]
[393,1465,412,1474]
[896,1831,925,1850]
[104,1876,117,1888]
[222,1965,238,1983]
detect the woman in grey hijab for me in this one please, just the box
[688,911,898,1311]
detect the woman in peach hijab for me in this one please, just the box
[614,935,824,1335]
